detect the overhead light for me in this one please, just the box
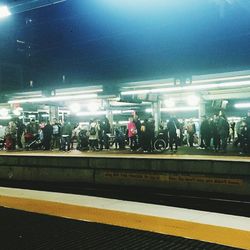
[192,75,250,84]
[121,89,151,95]
[56,88,103,96]
[121,80,250,95]
[235,103,250,109]
[186,95,200,106]
[112,110,122,114]
[0,108,9,117]
[161,106,199,112]
[0,116,11,120]
[0,6,11,18]
[8,93,98,104]
[76,111,107,116]
[146,106,199,113]
[164,99,175,108]
[69,103,81,113]
[87,102,100,112]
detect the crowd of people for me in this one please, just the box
[1,111,250,155]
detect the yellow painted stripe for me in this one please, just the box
[0,195,249,249]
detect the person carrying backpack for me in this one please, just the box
[52,118,61,149]
[88,119,99,151]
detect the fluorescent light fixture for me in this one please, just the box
[192,75,250,84]
[112,110,122,114]
[228,116,241,121]
[56,88,103,96]
[76,111,107,116]
[0,6,11,18]
[118,121,129,125]
[146,106,199,113]
[161,106,199,112]
[69,103,81,113]
[121,89,151,95]
[0,108,9,117]
[8,93,98,104]
[186,95,200,106]
[87,102,100,112]
[0,116,11,120]
[121,80,250,95]
[234,103,250,109]
[164,99,175,108]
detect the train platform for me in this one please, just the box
[0,149,250,197]
[0,187,249,249]
[0,148,250,162]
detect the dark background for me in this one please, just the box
[1,0,250,91]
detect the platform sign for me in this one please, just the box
[103,171,243,186]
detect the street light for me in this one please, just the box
[0,6,11,18]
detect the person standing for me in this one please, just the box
[186,119,196,147]
[88,119,99,151]
[16,119,25,149]
[127,117,137,151]
[199,116,211,149]
[134,115,142,150]
[60,120,72,151]
[103,117,111,150]
[211,115,220,152]
[217,114,229,153]
[4,121,17,150]
[167,115,179,153]
[51,118,61,149]
[27,119,39,136]
[42,120,53,150]
[246,111,250,154]
[147,116,155,152]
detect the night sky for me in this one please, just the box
[1,0,250,90]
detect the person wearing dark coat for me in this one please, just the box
[217,115,229,152]
[134,115,142,150]
[42,121,53,150]
[102,117,111,150]
[200,116,211,149]
[246,111,250,154]
[167,116,179,152]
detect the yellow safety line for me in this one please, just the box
[0,151,249,162]
[0,195,249,249]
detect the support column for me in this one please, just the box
[152,99,161,133]
[199,100,206,124]
[49,105,59,122]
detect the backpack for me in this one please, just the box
[187,124,194,133]
[90,126,96,136]
[53,124,59,135]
